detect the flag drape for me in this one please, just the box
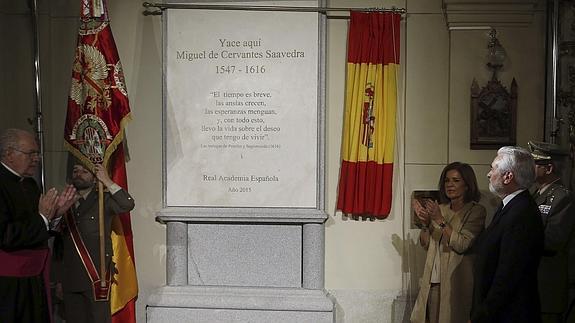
[336,11,401,218]
[63,0,137,321]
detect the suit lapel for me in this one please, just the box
[487,202,505,229]
[449,202,474,231]
[488,190,532,229]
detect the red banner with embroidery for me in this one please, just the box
[64,0,136,321]
[336,11,400,218]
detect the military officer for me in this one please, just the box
[529,141,575,323]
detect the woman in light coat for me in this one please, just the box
[410,162,486,323]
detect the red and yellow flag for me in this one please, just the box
[337,11,400,218]
[64,0,137,321]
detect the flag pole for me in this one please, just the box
[29,0,46,193]
[99,181,106,287]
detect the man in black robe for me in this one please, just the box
[0,128,76,323]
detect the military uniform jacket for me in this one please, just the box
[58,188,134,293]
[534,182,575,313]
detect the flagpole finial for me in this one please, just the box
[81,0,107,19]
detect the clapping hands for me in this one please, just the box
[413,199,430,227]
[38,185,78,220]
[55,184,78,216]
[413,198,442,227]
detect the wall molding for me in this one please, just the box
[443,0,542,29]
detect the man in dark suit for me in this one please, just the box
[529,141,575,323]
[470,146,544,323]
[54,162,134,323]
[0,128,76,323]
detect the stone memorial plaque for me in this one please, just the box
[164,4,319,208]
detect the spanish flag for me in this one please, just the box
[64,0,137,321]
[337,11,400,218]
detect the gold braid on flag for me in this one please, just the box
[64,16,132,172]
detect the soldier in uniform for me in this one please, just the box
[53,162,134,323]
[529,141,575,323]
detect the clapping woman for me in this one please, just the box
[410,162,486,323]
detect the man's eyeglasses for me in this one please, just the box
[13,148,41,158]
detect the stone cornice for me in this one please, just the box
[443,0,543,29]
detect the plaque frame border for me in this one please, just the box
[159,0,327,222]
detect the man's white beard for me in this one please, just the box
[489,181,505,198]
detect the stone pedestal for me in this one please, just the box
[146,219,334,322]
[147,0,333,320]
[147,286,334,322]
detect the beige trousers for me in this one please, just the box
[426,283,440,323]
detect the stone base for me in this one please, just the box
[146,286,335,323]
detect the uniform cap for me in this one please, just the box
[527,140,568,164]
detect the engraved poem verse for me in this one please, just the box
[165,9,318,208]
